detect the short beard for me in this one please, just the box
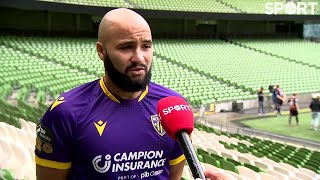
[103,53,151,92]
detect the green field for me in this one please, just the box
[240,112,320,143]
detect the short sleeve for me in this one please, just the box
[169,141,185,166]
[35,97,74,170]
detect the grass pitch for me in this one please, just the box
[240,111,320,143]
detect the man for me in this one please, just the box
[257,87,265,115]
[271,85,278,113]
[275,85,285,116]
[310,96,320,131]
[288,93,299,125]
[35,8,225,180]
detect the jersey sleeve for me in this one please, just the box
[35,97,74,170]
[169,141,185,166]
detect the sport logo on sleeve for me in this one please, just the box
[36,122,54,154]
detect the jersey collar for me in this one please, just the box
[99,77,148,103]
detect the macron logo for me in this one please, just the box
[162,104,191,115]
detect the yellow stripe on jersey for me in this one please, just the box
[138,85,148,102]
[169,154,185,166]
[100,77,149,103]
[99,78,120,103]
[35,155,72,169]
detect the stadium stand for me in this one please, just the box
[1,0,320,179]
[229,38,320,67]
[38,0,131,8]
[0,39,97,99]
[1,118,320,179]
[128,0,237,13]
[0,35,257,106]
[152,57,251,105]
[155,38,320,95]
[220,0,320,14]
[37,0,320,14]
[7,35,318,106]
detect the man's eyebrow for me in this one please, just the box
[117,39,153,46]
[117,40,136,45]
[143,39,153,44]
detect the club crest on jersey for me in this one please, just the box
[150,114,166,136]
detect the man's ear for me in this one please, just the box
[96,42,105,61]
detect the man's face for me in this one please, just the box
[100,14,153,92]
[103,52,152,92]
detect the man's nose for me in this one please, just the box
[131,48,145,63]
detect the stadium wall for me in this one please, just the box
[0,6,296,38]
[1,1,319,37]
[0,7,93,35]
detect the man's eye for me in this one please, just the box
[120,45,133,49]
[143,44,151,48]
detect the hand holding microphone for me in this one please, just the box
[157,96,206,179]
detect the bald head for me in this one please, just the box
[98,8,151,45]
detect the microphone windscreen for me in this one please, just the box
[157,96,194,140]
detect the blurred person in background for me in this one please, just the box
[257,87,265,115]
[275,85,285,116]
[288,93,299,126]
[309,96,320,131]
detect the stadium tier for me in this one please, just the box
[220,0,320,14]
[1,35,320,106]
[37,0,320,14]
[0,35,257,106]
[38,0,130,8]
[1,119,320,180]
[154,38,320,95]
[153,57,252,105]
[0,41,97,98]
[230,38,320,67]
[128,0,237,13]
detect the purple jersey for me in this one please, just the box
[35,78,185,179]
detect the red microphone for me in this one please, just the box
[158,96,205,179]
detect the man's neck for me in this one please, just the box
[103,76,142,100]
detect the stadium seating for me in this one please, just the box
[194,125,320,176]
[37,0,130,8]
[191,126,320,179]
[2,35,319,106]
[221,0,320,14]
[130,0,237,13]
[0,40,97,99]
[153,57,251,105]
[1,117,320,179]
[1,34,320,179]
[0,35,256,106]
[232,38,320,67]
[155,38,320,95]
[37,0,320,14]
[0,169,16,180]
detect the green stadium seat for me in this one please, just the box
[202,154,221,168]
[219,159,239,174]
